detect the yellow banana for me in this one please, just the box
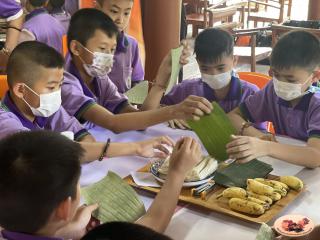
[279,176,303,191]
[247,191,273,205]
[229,198,265,215]
[255,178,288,196]
[218,187,247,199]
[247,179,274,195]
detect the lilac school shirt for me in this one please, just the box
[240,81,320,141]
[0,0,23,21]
[162,76,259,114]
[108,32,144,93]
[62,61,129,123]
[0,230,62,240]
[21,8,66,54]
[50,8,71,33]
[0,92,89,140]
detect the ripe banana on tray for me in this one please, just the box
[279,176,304,191]
[229,198,265,215]
[247,191,273,205]
[217,187,247,199]
[246,179,274,195]
[254,178,288,197]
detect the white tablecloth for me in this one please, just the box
[81,124,320,240]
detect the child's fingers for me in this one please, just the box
[168,120,176,129]
[229,149,252,160]
[154,144,170,155]
[180,136,193,150]
[226,136,249,148]
[174,120,186,130]
[158,136,175,146]
[226,144,250,155]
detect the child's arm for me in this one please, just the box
[79,136,174,163]
[226,135,320,168]
[136,137,202,232]
[81,96,212,133]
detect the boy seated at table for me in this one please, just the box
[159,28,260,129]
[0,41,176,163]
[63,8,212,132]
[19,0,66,54]
[0,131,202,240]
[226,30,320,168]
[96,0,143,93]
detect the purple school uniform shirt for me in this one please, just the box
[22,8,66,54]
[50,8,71,33]
[0,92,89,140]
[62,61,129,125]
[240,81,320,141]
[162,76,259,114]
[0,0,23,21]
[0,230,62,240]
[108,32,144,93]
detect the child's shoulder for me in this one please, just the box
[238,78,261,92]
[125,34,138,45]
[179,78,203,87]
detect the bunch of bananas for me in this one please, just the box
[218,176,303,216]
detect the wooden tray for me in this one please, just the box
[124,164,305,224]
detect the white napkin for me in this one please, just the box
[131,171,161,188]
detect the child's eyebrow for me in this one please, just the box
[111,4,132,11]
[47,78,64,85]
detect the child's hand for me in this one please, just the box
[55,203,99,240]
[168,119,191,130]
[168,137,202,176]
[226,135,270,163]
[135,136,174,158]
[153,41,191,89]
[173,95,213,121]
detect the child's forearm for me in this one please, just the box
[6,15,24,50]
[228,108,265,138]
[79,142,138,163]
[136,171,185,232]
[141,85,166,110]
[265,140,320,168]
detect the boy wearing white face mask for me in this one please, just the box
[62,9,213,133]
[0,41,187,164]
[161,28,260,129]
[226,31,320,168]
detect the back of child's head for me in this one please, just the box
[0,130,83,233]
[28,0,48,7]
[81,222,173,240]
[67,8,119,51]
[48,0,65,9]
[7,41,64,88]
[271,30,320,72]
[195,28,234,64]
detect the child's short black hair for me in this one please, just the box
[7,41,64,88]
[67,8,119,52]
[29,0,48,7]
[81,222,172,240]
[0,131,83,233]
[48,0,64,9]
[194,28,234,64]
[271,30,320,72]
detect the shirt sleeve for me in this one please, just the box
[239,82,273,123]
[307,95,320,139]
[100,76,129,114]
[61,72,97,120]
[0,110,29,139]
[130,37,144,83]
[46,107,90,141]
[0,0,23,21]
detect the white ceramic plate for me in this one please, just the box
[150,159,217,187]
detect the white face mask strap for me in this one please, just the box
[24,84,39,98]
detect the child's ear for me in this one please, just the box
[55,197,72,221]
[233,56,238,67]
[12,83,26,99]
[69,40,81,56]
[312,69,320,83]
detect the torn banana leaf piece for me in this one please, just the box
[187,102,237,161]
[214,160,273,188]
[81,171,146,223]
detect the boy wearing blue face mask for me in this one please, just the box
[161,28,260,129]
[226,30,320,168]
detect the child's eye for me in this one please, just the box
[124,12,130,16]
[111,10,118,14]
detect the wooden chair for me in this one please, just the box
[271,24,320,46]
[184,0,238,37]
[232,27,272,72]
[247,0,287,27]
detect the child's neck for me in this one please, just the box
[10,93,36,122]
[213,84,230,100]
